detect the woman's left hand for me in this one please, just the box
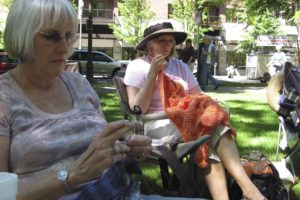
[124,134,152,161]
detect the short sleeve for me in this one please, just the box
[0,99,10,137]
[124,59,148,88]
[0,79,12,137]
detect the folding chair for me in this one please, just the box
[275,62,300,177]
[276,116,300,176]
[112,75,211,197]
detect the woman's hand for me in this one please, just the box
[68,120,137,187]
[125,134,152,161]
[149,54,168,75]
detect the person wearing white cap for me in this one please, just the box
[267,45,287,76]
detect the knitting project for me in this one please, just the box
[157,72,236,168]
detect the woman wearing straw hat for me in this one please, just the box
[124,22,266,200]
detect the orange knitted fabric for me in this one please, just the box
[157,72,236,168]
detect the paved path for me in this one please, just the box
[196,75,266,93]
[94,75,266,94]
[217,75,260,83]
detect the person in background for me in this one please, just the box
[199,35,220,91]
[267,45,287,76]
[124,22,266,200]
[180,38,195,72]
[0,0,152,199]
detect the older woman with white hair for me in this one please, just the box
[0,0,152,199]
[267,45,287,76]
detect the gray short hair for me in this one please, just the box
[4,0,77,61]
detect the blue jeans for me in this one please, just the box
[200,63,219,90]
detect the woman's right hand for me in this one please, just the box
[68,120,136,187]
[149,54,168,75]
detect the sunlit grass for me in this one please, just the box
[99,93,123,121]
[206,86,280,159]
[135,162,164,195]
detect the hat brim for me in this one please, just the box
[135,29,187,51]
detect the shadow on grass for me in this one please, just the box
[92,78,300,199]
[219,80,267,87]
[99,93,123,122]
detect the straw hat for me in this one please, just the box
[136,22,187,51]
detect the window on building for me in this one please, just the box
[225,8,245,23]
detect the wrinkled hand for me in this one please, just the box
[125,134,152,161]
[149,54,168,75]
[69,120,137,185]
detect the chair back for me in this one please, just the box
[112,76,132,119]
[282,62,300,94]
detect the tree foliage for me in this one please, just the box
[233,0,300,54]
[108,0,155,48]
[69,0,77,8]
[244,0,300,25]
[170,0,226,44]
[170,0,201,40]
[235,11,282,54]
[0,0,12,50]
[0,0,12,8]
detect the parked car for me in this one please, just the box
[0,51,18,74]
[69,50,122,77]
[116,59,131,77]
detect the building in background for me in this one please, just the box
[0,6,9,49]
[0,1,297,75]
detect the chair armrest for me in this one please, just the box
[140,112,167,122]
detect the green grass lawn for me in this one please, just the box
[93,79,300,199]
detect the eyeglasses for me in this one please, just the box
[154,38,176,46]
[39,31,78,45]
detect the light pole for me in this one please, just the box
[195,9,202,84]
[86,0,94,82]
[78,0,84,50]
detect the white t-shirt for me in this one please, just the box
[270,52,286,66]
[124,56,198,113]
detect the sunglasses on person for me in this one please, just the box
[39,31,78,45]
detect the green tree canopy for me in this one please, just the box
[0,0,12,8]
[235,11,282,54]
[170,0,200,39]
[244,0,300,24]
[170,0,226,44]
[0,0,12,50]
[109,0,155,48]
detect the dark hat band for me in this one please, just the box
[136,22,187,51]
[144,22,174,38]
